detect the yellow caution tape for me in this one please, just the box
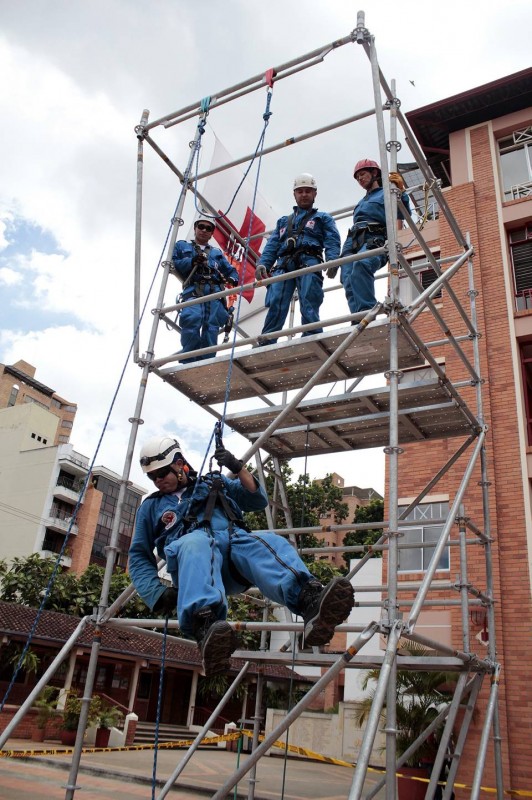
[3,731,531,797]
[242,731,532,797]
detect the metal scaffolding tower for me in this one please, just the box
[0,11,505,800]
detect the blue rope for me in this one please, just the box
[217,89,273,439]
[151,615,169,800]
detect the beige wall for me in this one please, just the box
[0,405,59,560]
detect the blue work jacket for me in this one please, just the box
[352,187,411,230]
[171,241,239,294]
[128,474,268,611]
[258,207,340,271]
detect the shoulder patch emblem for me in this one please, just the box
[161,511,178,530]
[306,219,315,229]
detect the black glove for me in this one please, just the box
[192,253,207,267]
[227,277,239,287]
[214,446,244,474]
[153,587,177,616]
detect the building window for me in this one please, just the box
[520,341,532,446]
[7,384,19,407]
[23,394,48,410]
[58,435,70,443]
[398,501,450,572]
[399,253,442,306]
[50,398,61,409]
[498,126,532,201]
[62,404,77,413]
[510,225,532,311]
[61,420,73,429]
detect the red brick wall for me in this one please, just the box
[384,122,532,794]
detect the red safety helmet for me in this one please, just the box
[353,159,381,179]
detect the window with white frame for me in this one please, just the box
[498,126,532,201]
[399,253,442,306]
[510,225,532,311]
[398,501,450,572]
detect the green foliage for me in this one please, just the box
[244,468,349,569]
[343,498,384,566]
[197,673,246,701]
[227,594,275,650]
[34,686,59,729]
[61,690,102,731]
[355,643,457,767]
[0,642,40,676]
[96,699,124,729]
[0,555,149,619]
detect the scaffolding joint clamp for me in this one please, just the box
[384,369,403,381]
[170,216,184,227]
[128,416,144,425]
[386,139,402,152]
[134,124,147,141]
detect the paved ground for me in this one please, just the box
[0,739,388,799]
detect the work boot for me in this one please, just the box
[298,577,354,647]
[192,607,237,677]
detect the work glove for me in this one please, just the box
[255,265,268,281]
[153,587,177,616]
[192,253,208,267]
[214,446,244,475]
[226,276,239,287]
[389,171,406,191]
[326,266,338,280]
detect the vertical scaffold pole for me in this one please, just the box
[134,109,149,363]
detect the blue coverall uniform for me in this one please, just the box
[128,474,314,637]
[258,207,341,343]
[341,187,411,313]
[171,241,239,362]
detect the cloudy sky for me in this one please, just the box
[1,0,530,495]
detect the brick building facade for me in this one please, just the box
[388,69,532,794]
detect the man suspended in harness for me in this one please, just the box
[255,173,341,345]
[327,159,412,314]
[171,217,239,363]
[129,434,355,677]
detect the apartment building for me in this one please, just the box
[317,473,383,567]
[0,402,145,573]
[0,360,77,446]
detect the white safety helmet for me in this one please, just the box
[293,173,317,190]
[194,216,215,229]
[139,436,183,474]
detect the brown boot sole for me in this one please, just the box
[201,621,237,677]
[303,578,354,647]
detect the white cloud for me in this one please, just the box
[0,267,22,287]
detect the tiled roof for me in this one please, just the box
[0,602,299,680]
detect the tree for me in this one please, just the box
[244,468,349,565]
[342,497,384,567]
[0,555,149,619]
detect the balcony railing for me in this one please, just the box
[515,288,532,312]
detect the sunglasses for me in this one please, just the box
[196,223,214,232]
[147,465,175,482]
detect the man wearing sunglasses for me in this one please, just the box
[171,217,240,363]
[129,436,355,677]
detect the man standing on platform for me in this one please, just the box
[255,174,341,344]
[327,159,411,314]
[171,217,239,363]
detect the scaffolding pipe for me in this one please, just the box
[146,33,357,130]
[210,623,379,800]
[156,662,251,800]
[133,109,149,363]
[407,429,486,628]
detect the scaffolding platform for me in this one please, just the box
[224,377,474,458]
[154,320,424,404]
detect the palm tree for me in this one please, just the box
[355,642,457,768]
